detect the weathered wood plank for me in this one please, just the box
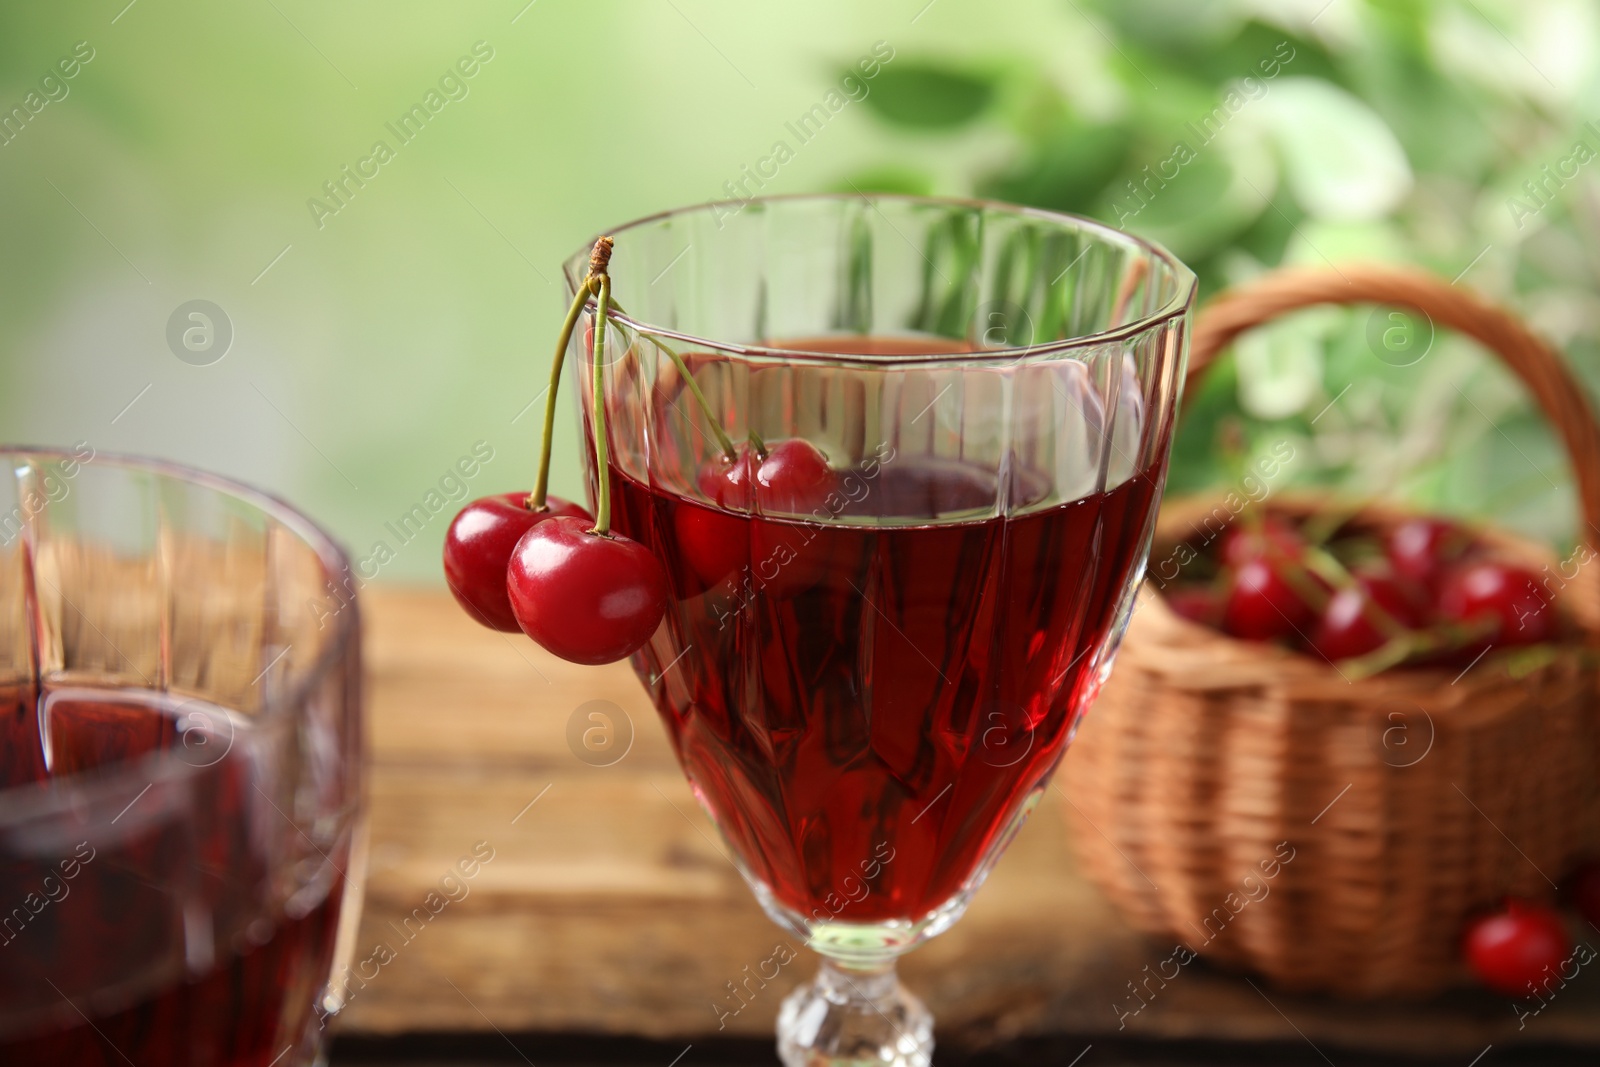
[342,587,1600,1054]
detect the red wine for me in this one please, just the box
[607,338,1166,927]
[0,687,345,1065]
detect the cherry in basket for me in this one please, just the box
[1437,560,1555,651]
[1307,568,1420,662]
[1222,557,1316,641]
[1387,517,1472,591]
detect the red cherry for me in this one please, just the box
[1220,515,1304,568]
[1463,900,1572,998]
[1165,586,1222,627]
[1438,561,1555,649]
[444,493,592,632]
[756,438,837,513]
[753,440,839,598]
[506,516,668,665]
[674,502,748,586]
[1569,861,1600,928]
[1222,558,1314,641]
[1308,570,1420,662]
[703,445,755,508]
[1388,517,1470,590]
[673,447,756,586]
[671,440,840,597]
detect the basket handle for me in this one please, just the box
[1186,263,1600,552]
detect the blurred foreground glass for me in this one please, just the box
[566,195,1195,1067]
[0,449,364,1066]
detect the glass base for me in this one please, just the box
[777,961,932,1067]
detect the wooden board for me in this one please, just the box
[341,586,1600,1055]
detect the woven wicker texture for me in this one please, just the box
[1063,264,1600,997]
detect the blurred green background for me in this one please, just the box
[2,0,1597,580]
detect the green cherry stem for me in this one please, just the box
[592,270,614,536]
[528,276,597,512]
[605,297,738,462]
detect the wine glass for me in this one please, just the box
[565,195,1194,1066]
[0,448,365,1066]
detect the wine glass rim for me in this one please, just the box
[0,446,358,824]
[565,193,1197,364]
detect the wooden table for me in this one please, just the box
[341,587,1600,1061]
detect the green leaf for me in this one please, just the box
[832,166,935,197]
[859,63,996,130]
[980,121,1133,212]
[1256,78,1413,221]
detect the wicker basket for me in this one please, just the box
[1062,264,1600,998]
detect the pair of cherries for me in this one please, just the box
[443,235,842,666]
[443,236,667,666]
[443,437,836,665]
[443,492,662,665]
[674,438,837,588]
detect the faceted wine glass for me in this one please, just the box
[565,195,1194,1066]
[0,449,365,1066]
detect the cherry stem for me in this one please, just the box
[591,271,614,536]
[1301,543,1409,641]
[1342,615,1497,678]
[1265,545,1331,615]
[606,296,738,462]
[529,278,596,511]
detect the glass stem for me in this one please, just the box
[815,957,898,1003]
[778,954,932,1067]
